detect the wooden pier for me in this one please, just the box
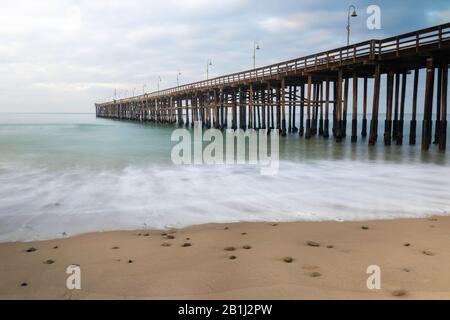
[96,23,450,151]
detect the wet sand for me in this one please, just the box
[1,216,450,299]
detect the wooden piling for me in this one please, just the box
[324,78,330,138]
[384,70,394,145]
[434,67,442,144]
[351,73,358,143]
[369,64,381,145]
[299,83,305,136]
[361,77,368,137]
[342,77,349,138]
[335,71,343,142]
[396,72,407,145]
[305,75,312,139]
[422,58,435,151]
[409,68,419,145]
[281,79,287,136]
[439,63,448,151]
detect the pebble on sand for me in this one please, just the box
[310,272,322,278]
[25,247,37,253]
[111,246,120,250]
[20,282,28,287]
[326,245,334,249]
[242,245,251,250]
[182,243,192,247]
[128,260,133,264]
[422,250,435,256]
[306,241,320,247]
[229,255,237,260]
[403,243,411,247]
[224,246,236,251]
[161,242,171,247]
[53,246,59,249]
[166,235,175,240]
[43,259,55,265]
[392,289,407,297]
[361,226,369,230]
[283,257,294,263]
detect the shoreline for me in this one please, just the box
[1,216,450,299]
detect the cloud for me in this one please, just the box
[0,0,448,112]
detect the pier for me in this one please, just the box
[96,23,450,151]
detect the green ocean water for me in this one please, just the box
[0,113,449,241]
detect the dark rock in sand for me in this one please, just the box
[283,257,294,263]
[361,226,369,230]
[25,247,37,253]
[53,246,59,249]
[20,282,28,287]
[310,272,322,278]
[422,250,435,256]
[403,268,411,273]
[161,242,171,247]
[182,243,192,247]
[403,243,411,247]
[111,246,120,250]
[128,260,133,264]
[392,289,407,297]
[326,245,334,249]
[224,246,236,251]
[242,245,251,250]
[306,241,320,247]
[229,255,237,260]
[43,259,55,265]
[161,232,167,236]
[241,232,247,235]
[143,233,150,236]
[166,235,175,240]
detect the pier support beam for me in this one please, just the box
[369,64,381,145]
[361,77,368,138]
[409,68,419,145]
[434,67,442,144]
[439,63,448,152]
[384,70,394,145]
[342,77,349,138]
[323,77,330,138]
[281,78,287,136]
[299,83,305,136]
[396,72,407,145]
[305,75,312,139]
[351,73,358,143]
[422,58,435,151]
[335,70,343,142]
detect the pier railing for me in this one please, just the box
[101,22,450,105]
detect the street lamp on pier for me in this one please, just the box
[346,5,358,47]
[253,41,260,70]
[206,59,212,80]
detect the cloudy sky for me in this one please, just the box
[0,0,449,113]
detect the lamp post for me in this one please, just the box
[157,76,162,91]
[253,41,260,70]
[346,5,358,47]
[206,59,212,80]
[177,71,181,87]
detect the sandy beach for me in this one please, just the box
[1,216,450,300]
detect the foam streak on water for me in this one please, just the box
[0,113,449,242]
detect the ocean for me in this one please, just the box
[0,112,449,242]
